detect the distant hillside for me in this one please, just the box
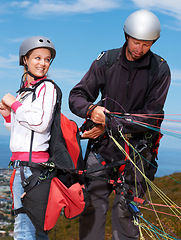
[49,172,181,240]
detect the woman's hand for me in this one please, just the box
[81,124,105,139]
[0,101,11,117]
[2,93,16,108]
[82,105,109,139]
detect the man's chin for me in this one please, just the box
[133,54,142,61]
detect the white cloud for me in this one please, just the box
[11,1,31,8]
[161,117,181,132]
[171,69,181,81]
[49,68,84,84]
[2,0,181,29]
[11,0,122,15]
[132,0,181,21]
[0,54,18,69]
[9,37,27,43]
[171,69,181,86]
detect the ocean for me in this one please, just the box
[0,135,180,177]
[0,135,11,168]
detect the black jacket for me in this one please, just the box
[69,43,171,161]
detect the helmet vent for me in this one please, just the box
[19,36,56,65]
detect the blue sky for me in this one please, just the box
[0,0,181,153]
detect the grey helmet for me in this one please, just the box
[123,9,161,41]
[19,36,56,65]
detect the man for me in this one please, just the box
[69,9,171,240]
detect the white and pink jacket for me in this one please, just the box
[4,78,57,163]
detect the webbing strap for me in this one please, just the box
[93,151,107,166]
[10,169,16,210]
[21,170,42,192]
[118,141,130,173]
[152,131,163,156]
[10,169,26,216]
[29,91,36,163]
[12,207,26,216]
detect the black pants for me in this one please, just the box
[79,148,156,240]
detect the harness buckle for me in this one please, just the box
[21,179,30,188]
[137,143,147,153]
[13,160,21,169]
[124,133,133,140]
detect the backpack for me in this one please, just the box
[12,79,89,232]
[44,79,84,171]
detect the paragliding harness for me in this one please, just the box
[9,79,132,232]
[9,79,131,232]
[80,118,149,221]
[80,115,163,222]
[9,79,90,232]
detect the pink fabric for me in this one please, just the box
[37,85,45,98]
[4,114,11,123]
[30,77,47,86]
[11,151,50,163]
[44,178,86,231]
[11,101,22,113]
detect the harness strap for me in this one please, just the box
[28,90,36,163]
[9,167,27,216]
[152,131,163,157]
[92,151,107,166]
[118,140,130,173]
[20,166,25,184]
[21,170,42,193]
[10,169,16,210]
[10,168,45,216]
[12,207,26,216]
[9,160,47,216]
[9,160,47,169]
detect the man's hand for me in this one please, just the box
[90,106,109,125]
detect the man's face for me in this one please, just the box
[126,36,153,61]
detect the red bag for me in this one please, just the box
[22,176,89,232]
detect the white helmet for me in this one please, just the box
[123,9,161,41]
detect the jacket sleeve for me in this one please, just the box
[11,81,57,133]
[69,59,106,118]
[4,114,11,131]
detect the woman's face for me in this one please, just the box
[25,48,51,79]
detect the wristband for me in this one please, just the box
[4,114,11,123]
[86,104,98,118]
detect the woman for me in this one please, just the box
[0,36,57,240]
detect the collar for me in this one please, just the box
[120,43,151,69]
[17,76,47,94]
[29,76,47,86]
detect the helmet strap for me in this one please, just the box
[26,70,44,80]
[18,70,45,92]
